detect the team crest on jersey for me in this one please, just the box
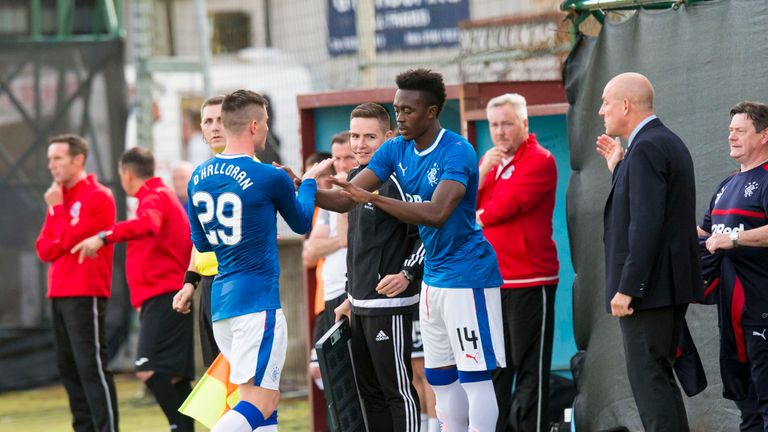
[427,163,441,187]
[501,165,515,180]
[70,201,82,226]
[745,181,759,198]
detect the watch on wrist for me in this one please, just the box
[97,230,110,245]
[729,231,740,248]
[401,269,414,283]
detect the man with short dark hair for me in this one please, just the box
[36,134,119,432]
[333,102,423,431]
[73,146,195,432]
[173,95,227,367]
[701,101,768,431]
[319,69,506,431]
[187,89,331,432]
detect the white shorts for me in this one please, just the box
[213,309,287,390]
[411,320,424,359]
[420,283,506,372]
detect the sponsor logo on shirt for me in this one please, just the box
[710,223,745,234]
[405,193,425,203]
[753,329,767,341]
[135,357,149,366]
[375,330,389,342]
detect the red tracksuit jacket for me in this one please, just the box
[477,134,559,288]
[105,177,192,308]
[36,174,116,298]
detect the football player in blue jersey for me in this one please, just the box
[187,90,331,432]
[317,69,506,431]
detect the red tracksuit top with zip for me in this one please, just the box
[36,174,116,298]
[477,134,559,289]
[105,177,192,308]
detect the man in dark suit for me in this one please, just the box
[595,72,702,432]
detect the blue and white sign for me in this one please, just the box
[327,0,470,56]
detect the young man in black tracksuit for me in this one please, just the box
[335,103,424,431]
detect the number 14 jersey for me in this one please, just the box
[188,153,317,321]
[367,128,502,289]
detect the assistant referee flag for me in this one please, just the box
[179,353,240,428]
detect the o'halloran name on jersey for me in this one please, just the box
[192,161,254,191]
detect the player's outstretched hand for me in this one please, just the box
[330,177,378,204]
[376,272,409,297]
[173,284,194,314]
[272,162,301,190]
[302,158,334,181]
[71,235,104,263]
[596,134,624,173]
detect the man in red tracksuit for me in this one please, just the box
[36,134,119,432]
[476,93,559,432]
[74,147,194,432]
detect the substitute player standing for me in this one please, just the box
[319,69,505,431]
[187,90,331,432]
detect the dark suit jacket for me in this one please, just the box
[603,118,703,312]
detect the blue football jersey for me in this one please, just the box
[367,128,502,289]
[188,154,317,321]
[701,163,768,326]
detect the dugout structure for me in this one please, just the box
[563,0,767,429]
[0,1,128,390]
[298,80,573,430]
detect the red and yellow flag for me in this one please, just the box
[179,353,240,429]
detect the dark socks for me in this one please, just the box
[144,372,191,432]
[174,380,194,431]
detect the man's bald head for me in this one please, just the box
[599,72,656,139]
[605,72,655,113]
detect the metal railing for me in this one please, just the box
[21,0,123,41]
[561,0,707,25]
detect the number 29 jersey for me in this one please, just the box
[188,154,317,321]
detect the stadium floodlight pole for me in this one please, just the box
[356,0,377,88]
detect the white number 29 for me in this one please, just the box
[192,192,242,246]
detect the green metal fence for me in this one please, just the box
[7,0,122,41]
